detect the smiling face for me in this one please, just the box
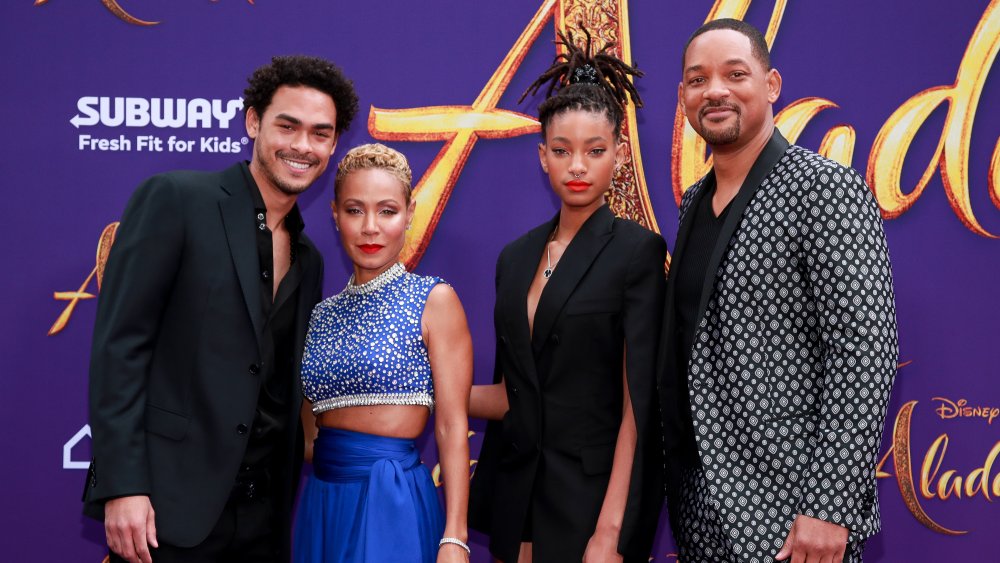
[679,28,781,150]
[538,109,623,212]
[246,85,339,197]
[333,167,414,282]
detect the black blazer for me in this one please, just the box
[82,163,323,551]
[470,205,665,562]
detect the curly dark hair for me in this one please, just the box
[520,26,643,140]
[243,55,359,135]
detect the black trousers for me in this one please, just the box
[108,492,281,563]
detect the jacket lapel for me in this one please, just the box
[659,176,711,373]
[218,164,265,349]
[292,240,315,355]
[501,217,554,388]
[531,205,615,354]
[694,129,791,325]
[664,175,712,319]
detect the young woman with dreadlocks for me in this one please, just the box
[468,28,666,563]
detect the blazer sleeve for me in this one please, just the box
[796,164,898,532]
[618,229,667,557]
[468,248,507,533]
[85,174,186,504]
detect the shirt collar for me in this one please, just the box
[240,161,306,235]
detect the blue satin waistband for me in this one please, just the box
[312,428,421,483]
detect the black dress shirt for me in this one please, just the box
[675,179,730,371]
[239,163,303,470]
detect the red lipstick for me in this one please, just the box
[566,180,590,192]
[359,244,384,254]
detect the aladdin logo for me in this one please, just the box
[934,397,1000,425]
[71,96,244,129]
[878,400,1000,536]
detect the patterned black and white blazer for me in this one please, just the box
[658,129,899,560]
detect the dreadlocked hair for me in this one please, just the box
[520,26,644,140]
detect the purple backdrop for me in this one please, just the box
[2,1,998,561]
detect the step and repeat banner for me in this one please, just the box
[1,0,998,560]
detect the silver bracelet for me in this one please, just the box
[439,537,471,555]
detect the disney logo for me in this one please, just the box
[933,397,999,425]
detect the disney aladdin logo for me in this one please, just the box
[934,397,1000,425]
[878,400,1000,536]
[72,96,244,130]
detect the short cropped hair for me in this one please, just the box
[681,18,771,73]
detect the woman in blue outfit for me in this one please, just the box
[468,29,666,562]
[295,143,473,563]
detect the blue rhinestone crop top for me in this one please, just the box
[300,262,445,415]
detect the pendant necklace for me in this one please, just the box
[544,226,559,279]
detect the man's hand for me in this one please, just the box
[775,514,849,563]
[105,495,158,563]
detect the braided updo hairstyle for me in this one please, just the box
[521,26,644,140]
[334,143,413,204]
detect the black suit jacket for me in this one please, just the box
[83,163,323,550]
[470,205,665,562]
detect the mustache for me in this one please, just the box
[277,151,321,165]
[699,101,740,118]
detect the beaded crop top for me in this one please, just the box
[300,263,444,415]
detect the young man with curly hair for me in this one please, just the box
[83,55,359,563]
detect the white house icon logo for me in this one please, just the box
[63,424,91,470]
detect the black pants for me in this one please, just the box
[108,493,281,563]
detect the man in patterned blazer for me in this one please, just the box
[658,18,898,563]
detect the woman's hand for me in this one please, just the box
[437,542,471,563]
[583,526,622,563]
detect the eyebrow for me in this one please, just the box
[275,113,335,130]
[684,58,752,74]
[341,198,402,206]
[550,136,609,144]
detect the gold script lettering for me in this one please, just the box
[48,222,118,336]
[34,0,255,26]
[432,431,478,487]
[369,0,555,267]
[372,0,657,266]
[886,400,967,535]
[33,0,159,26]
[965,442,1000,499]
[672,1,999,237]
[880,400,1000,534]
[867,0,1000,237]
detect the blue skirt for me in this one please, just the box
[293,428,444,563]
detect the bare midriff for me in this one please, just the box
[317,404,430,439]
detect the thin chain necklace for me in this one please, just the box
[544,226,559,279]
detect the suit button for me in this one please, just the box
[550,334,560,345]
[511,385,519,397]
[248,363,260,376]
[498,336,508,346]
[236,424,249,435]
[691,380,702,391]
[511,441,519,452]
